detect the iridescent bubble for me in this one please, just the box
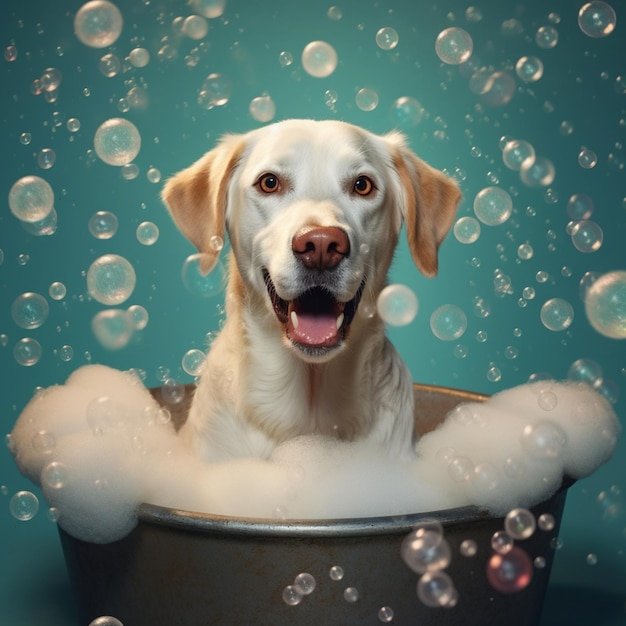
[517,243,534,260]
[249,95,276,123]
[12,292,49,329]
[182,348,205,376]
[540,298,574,331]
[89,211,119,239]
[570,220,603,253]
[535,25,559,48]
[520,156,555,187]
[578,1,617,38]
[37,148,56,170]
[377,284,418,326]
[375,27,399,50]
[182,15,208,40]
[87,254,136,305]
[515,56,544,83]
[41,461,68,489]
[435,27,473,65]
[473,186,512,226]
[127,304,149,330]
[401,527,451,574]
[294,573,316,596]
[88,618,124,626]
[182,254,226,298]
[584,270,626,339]
[355,88,379,112]
[301,41,338,78]
[74,1,123,48]
[578,148,598,169]
[391,96,424,128]
[94,118,141,166]
[521,420,567,459]
[129,47,150,67]
[198,73,232,107]
[9,491,39,521]
[13,337,42,366]
[504,508,536,540]
[430,304,467,341]
[146,167,161,183]
[487,547,533,594]
[491,530,514,554]
[91,309,134,350]
[136,221,159,245]
[502,140,535,170]
[282,585,303,606]
[567,193,594,220]
[8,175,54,222]
[416,571,456,607]
[537,513,555,531]
[453,216,481,244]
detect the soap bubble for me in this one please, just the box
[401,526,451,574]
[92,309,134,349]
[416,571,456,607]
[517,243,534,260]
[578,148,598,169]
[67,118,81,132]
[343,587,359,603]
[87,254,136,305]
[136,221,159,245]
[129,47,150,67]
[377,284,418,326]
[9,175,54,222]
[570,220,603,252]
[294,573,316,595]
[460,539,478,557]
[520,156,555,187]
[491,530,514,554]
[190,0,225,18]
[146,167,161,183]
[41,461,68,489]
[182,349,205,376]
[32,430,57,455]
[37,148,56,170]
[20,207,57,237]
[198,73,232,107]
[567,358,603,387]
[502,140,535,171]
[430,304,467,341]
[537,513,555,531]
[13,337,42,366]
[375,27,399,50]
[486,547,533,593]
[329,565,344,581]
[249,95,276,122]
[74,1,123,48]
[278,51,293,67]
[567,193,594,220]
[282,585,303,606]
[182,254,226,298]
[504,508,536,540]
[578,1,617,38]
[391,96,424,128]
[535,25,559,49]
[473,187,512,226]
[10,491,39,521]
[182,15,208,40]
[89,211,119,239]
[521,420,567,459]
[435,27,473,64]
[94,118,141,166]
[301,41,338,78]
[584,271,626,338]
[11,292,49,329]
[127,304,149,330]
[355,88,379,112]
[540,298,574,331]
[378,606,394,622]
[99,52,120,77]
[453,216,481,244]
[88,618,124,626]
[515,56,544,83]
[480,71,516,107]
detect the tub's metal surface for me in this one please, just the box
[59,384,569,626]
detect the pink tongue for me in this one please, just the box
[290,312,338,346]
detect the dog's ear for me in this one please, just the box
[161,134,244,273]
[390,138,461,277]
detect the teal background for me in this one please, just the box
[1,0,625,624]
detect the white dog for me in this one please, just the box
[162,119,460,462]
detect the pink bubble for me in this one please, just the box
[486,546,533,593]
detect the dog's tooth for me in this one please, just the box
[336,312,345,330]
[290,310,299,329]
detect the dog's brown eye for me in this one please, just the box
[353,176,374,196]
[258,173,280,193]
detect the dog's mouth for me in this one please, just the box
[263,270,365,355]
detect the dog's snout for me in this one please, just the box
[292,226,350,270]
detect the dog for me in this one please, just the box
[162,119,460,462]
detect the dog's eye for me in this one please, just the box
[353,175,374,196]
[257,173,280,193]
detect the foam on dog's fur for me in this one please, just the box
[10,365,619,543]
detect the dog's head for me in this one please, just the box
[162,119,460,363]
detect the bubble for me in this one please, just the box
[375,27,399,50]
[41,461,68,489]
[416,571,456,607]
[538,390,558,411]
[19,132,32,145]
[37,148,56,170]
[87,254,136,305]
[136,221,159,245]
[378,606,394,622]
[473,187,512,226]
[4,45,18,61]
[578,1,616,38]
[430,304,467,341]
[9,491,39,521]
[11,292,49,329]
[128,47,150,67]
[520,156,555,187]
[278,51,293,67]
[504,508,536,540]
[67,118,81,132]
[584,271,626,339]
[58,344,74,362]
[99,52,120,77]
[13,337,42,366]
[89,211,119,239]
[32,430,57,454]
[74,1,123,48]
[502,140,535,170]
[521,420,567,459]
[487,547,533,594]
[282,585,303,606]
[401,526,451,574]
[391,96,424,128]
[301,41,338,78]
[490,530,514,555]
[480,71,517,107]
[161,378,186,405]
[182,348,205,376]
[182,15,208,39]
[92,309,134,350]
[377,284,418,326]
[199,73,232,108]
[293,573,316,596]
[343,587,359,603]
[540,298,574,331]
[517,243,534,260]
[355,87,379,112]
[249,95,276,123]
[182,254,226,298]
[535,25,559,48]
[88,618,124,626]
[570,220,603,253]
[537,513,556,531]
[435,27,473,65]
[94,118,141,166]
[567,193,594,220]
[453,216,481,244]
[460,539,478,557]
[329,565,344,581]
[8,175,55,223]
[127,304,149,330]
[568,358,603,386]
[515,56,544,83]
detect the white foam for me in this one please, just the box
[9,365,620,543]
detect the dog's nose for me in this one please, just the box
[292,226,350,270]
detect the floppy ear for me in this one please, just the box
[391,141,461,277]
[161,134,244,273]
